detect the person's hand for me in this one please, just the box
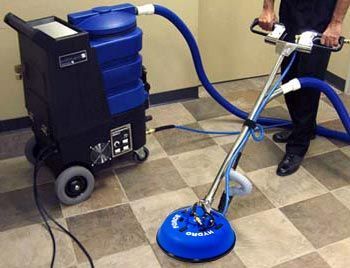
[258,9,277,31]
[321,21,342,47]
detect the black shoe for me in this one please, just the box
[272,130,292,143]
[272,131,316,144]
[276,153,304,177]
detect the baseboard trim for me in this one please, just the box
[0,87,199,132]
[149,86,199,106]
[325,71,346,91]
[0,116,32,133]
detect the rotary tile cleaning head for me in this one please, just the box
[156,203,236,262]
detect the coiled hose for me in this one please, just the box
[153,5,350,143]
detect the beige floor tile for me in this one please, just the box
[198,115,242,145]
[281,194,350,248]
[0,128,33,160]
[116,158,187,201]
[170,145,227,187]
[320,120,348,148]
[318,238,350,268]
[0,183,62,232]
[79,245,160,268]
[66,204,147,263]
[248,166,328,207]
[233,209,314,268]
[130,188,198,244]
[61,169,127,218]
[152,243,246,268]
[261,106,291,121]
[0,156,54,193]
[302,150,350,190]
[182,97,229,121]
[305,137,339,158]
[223,89,265,111]
[317,100,339,123]
[147,103,196,128]
[332,186,350,209]
[154,123,216,156]
[223,139,284,173]
[198,79,280,110]
[198,83,258,100]
[341,146,350,157]
[273,252,330,268]
[0,220,76,268]
[268,135,338,158]
[146,134,167,161]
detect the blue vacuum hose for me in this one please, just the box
[153,5,285,126]
[153,5,350,143]
[300,78,350,142]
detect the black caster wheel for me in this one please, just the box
[25,136,40,165]
[55,166,95,206]
[133,146,149,162]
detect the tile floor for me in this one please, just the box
[1,77,350,268]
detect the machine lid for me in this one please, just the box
[77,7,136,36]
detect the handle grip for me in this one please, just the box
[313,34,346,52]
[4,13,37,38]
[250,18,269,37]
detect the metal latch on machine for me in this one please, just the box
[14,64,24,80]
[59,50,88,68]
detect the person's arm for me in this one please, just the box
[322,0,350,47]
[259,0,277,31]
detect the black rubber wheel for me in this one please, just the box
[133,146,149,162]
[55,166,95,206]
[24,136,39,165]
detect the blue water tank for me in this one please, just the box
[68,4,148,115]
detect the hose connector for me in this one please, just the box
[136,4,155,15]
[146,128,156,135]
[281,78,301,95]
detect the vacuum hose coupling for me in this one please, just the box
[229,170,253,197]
[136,4,155,15]
[281,78,301,95]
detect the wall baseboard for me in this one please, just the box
[149,86,198,105]
[0,116,32,133]
[0,87,199,133]
[325,71,346,91]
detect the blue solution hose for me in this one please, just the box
[175,125,241,136]
[153,5,350,143]
[174,123,290,137]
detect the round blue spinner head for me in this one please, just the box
[156,205,236,263]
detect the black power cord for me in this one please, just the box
[33,146,94,268]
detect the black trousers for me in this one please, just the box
[281,49,331,156]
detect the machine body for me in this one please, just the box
[4,4,150,205]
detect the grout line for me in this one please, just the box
[63,202,130,219]
[112,168,130,203]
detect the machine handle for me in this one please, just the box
[250,18,269,37]
[4,13,38,38]
[313,34,346,52]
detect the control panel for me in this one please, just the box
[110,124,133,158]
[59,50,88,68]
